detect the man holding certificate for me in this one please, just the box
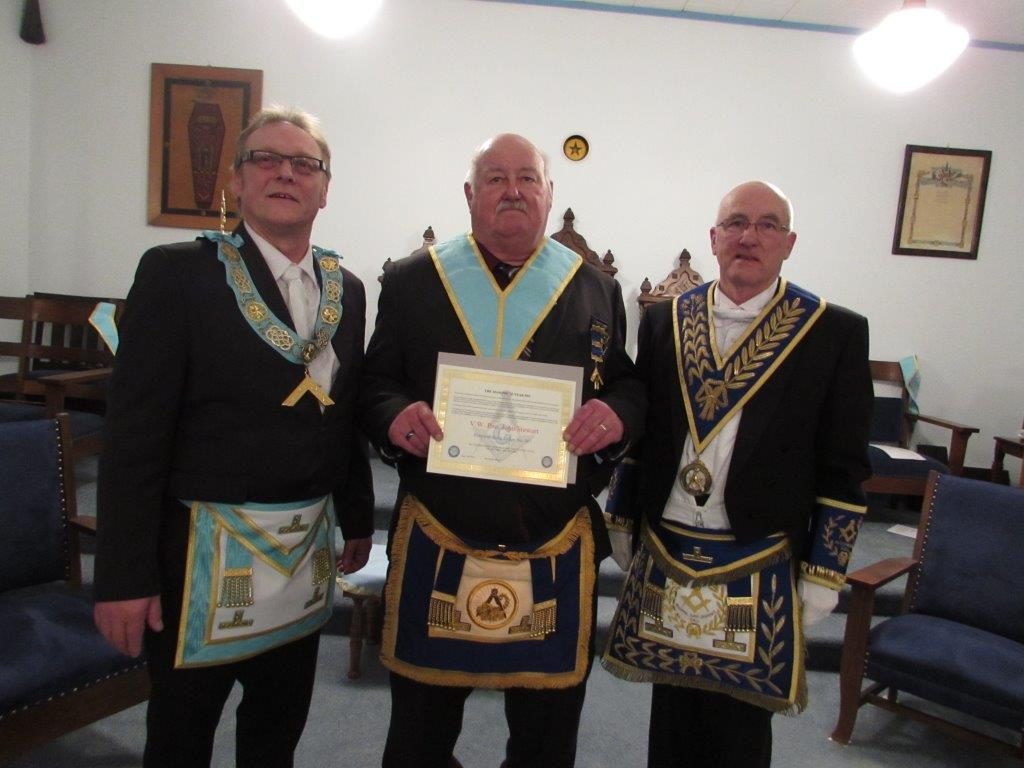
[360,133,645,768]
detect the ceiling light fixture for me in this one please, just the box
[284,0,383,40]
[853,0,969,93]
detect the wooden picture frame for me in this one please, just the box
[147,63,262,229]
[892,144,991,260]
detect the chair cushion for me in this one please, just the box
[866,613,1024,730]
[0,401,103,440]
[868,445,948,478]
[0,582,146,715]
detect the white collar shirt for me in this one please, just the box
[662,281,778,529]
[245,224,340,405]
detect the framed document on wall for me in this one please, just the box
[147,63,263,229]
[892,144,991,260]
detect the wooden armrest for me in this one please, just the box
[40,367,113,386]
[912,413,979,474]
[41,368,112,414]
[70,515,97,534]
[912,413,979,435]
[846,556,917,591]
[835,554,916,737]
[840,557,917,676]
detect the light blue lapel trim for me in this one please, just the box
[88,301,119,354]
[431,233,582,359]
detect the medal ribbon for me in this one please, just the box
[204,230,344,367]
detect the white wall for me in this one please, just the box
[5,0,1023,468]
[1,0,32,296]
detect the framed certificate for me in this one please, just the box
[427,353,583,487]
[892,144,991,260]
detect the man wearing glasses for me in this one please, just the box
[603,181,872,767]
[93,107,373,767]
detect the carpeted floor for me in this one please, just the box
[8,459,1019,767]
[9,636,1020,768]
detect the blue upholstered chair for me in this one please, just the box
[0,416,149,761]
[832,470,1024,759]
[865,360,978,501]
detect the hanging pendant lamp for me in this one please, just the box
[853,0,969,93]
[284,0,383,40]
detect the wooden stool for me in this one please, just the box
[337,543,388,679]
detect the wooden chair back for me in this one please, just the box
[25,293,123,374]
[0,294,123,402]
[637,249,704,316]
[550,208,617,279]
[869,360,911,447]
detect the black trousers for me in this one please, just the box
[382,671,589,768]
[144,627,320,768]
[647,684,773,768]
[141,500,321,768]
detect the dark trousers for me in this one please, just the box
[648,684,773,768]
[382,671,589,768]
[143,628,320,768]
[142,499,321,768]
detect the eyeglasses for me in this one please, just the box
[716,217,790,237]
[241,149,326,176]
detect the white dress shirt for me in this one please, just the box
[661,282,777,530]
[246,225,340,400]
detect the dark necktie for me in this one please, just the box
[492,261,519,290]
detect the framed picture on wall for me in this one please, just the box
[892,144,992,260]
[147,63,263,229]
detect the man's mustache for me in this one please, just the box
[497,200,528,212]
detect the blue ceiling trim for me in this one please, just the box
[476,0,1024,53]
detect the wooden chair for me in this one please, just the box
[991,416,1024,486]
[0,294,122,406]
[0,415,150,760]
[0,295,121,460]
[550,208,617,279]
[832,470,1024,759]
[865,360,978,499]
[637,249,704,316]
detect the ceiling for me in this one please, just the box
[488,1,1024,49]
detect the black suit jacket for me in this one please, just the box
[634,286,872,555]
[95,227,373,601]
[358,244,646,554]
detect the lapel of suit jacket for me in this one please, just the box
[659,306,690,478]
